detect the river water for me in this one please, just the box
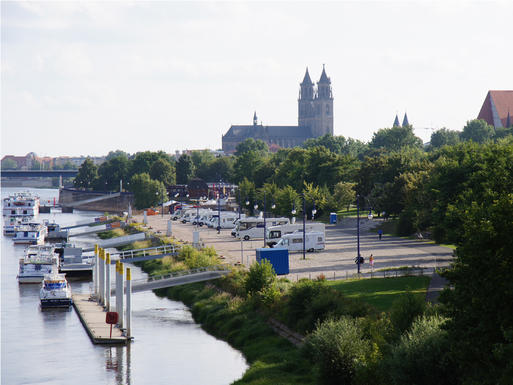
[1,187,247,385]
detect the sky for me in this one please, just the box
[2,0,512,158]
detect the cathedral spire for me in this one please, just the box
[253,111,258,126]
[506,109,511,128]
[301,67,313,85]
[393,114,400,127]
[318,64,330,84]
[402,112,409,127]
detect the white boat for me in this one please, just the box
[17,245,59,284]
[12,223,47,245]
[39,272,73,308]
[3,192,40,217]
[3,216,32,236]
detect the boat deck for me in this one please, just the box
[72,294,128,345]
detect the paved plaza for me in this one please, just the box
[134,214,454,281]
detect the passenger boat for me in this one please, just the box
[3,192,40,217]
[17,245,59,284]
[12,223,47,244]
[39,272,73,308]
[3,216,31,236]
[54,243,93,278]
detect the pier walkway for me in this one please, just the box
[72,294,128,345]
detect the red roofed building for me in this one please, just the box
[477,90,513,129]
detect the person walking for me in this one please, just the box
[369,254,374,271]
[378,229,383,240]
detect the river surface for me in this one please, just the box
[1,187,247,385]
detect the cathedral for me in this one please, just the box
[222,66,334,154]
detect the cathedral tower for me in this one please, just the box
[298,68,315,131]
[312,65,334,137]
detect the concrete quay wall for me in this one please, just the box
[59,188,134,214]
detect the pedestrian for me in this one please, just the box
[369,254,374,269]
[378,229,383,240]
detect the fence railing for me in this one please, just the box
[130,265,230,285]
[112,244,180,260]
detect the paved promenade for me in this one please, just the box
[134,214,454,281]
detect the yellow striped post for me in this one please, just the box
[105,253,111,311]
[126,267,132,338]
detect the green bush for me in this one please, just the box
[387,315,456,385]
[389,291,426,337]
[286,279,327,328]
[244,260,276,296]
[303,317,372,385]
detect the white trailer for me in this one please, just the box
[266,222,326,247]
[273,231,325,252]
[235,217,290,240]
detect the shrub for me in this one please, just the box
[303,317,372,385]
[286,279,327,327]
[389,291,425,337]
[387,315,456,385]
[244,260,276,296]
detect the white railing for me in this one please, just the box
[112,244,180,260]
[132,265,229,285]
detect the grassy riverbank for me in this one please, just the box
[98,223,442,385]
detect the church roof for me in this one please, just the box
[402,113,409,127]
[318,65,330,84]
[223,125,311,139]
[301,68,313,85]
[393,114,400,127]
[477,90,513,128]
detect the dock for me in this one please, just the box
[72,294,128,345]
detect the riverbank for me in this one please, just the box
[101,220,438,385]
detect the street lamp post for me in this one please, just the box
[217,180,222,234]
[263,192,267,248]
[356,194,361,274]
[302,194,306,260]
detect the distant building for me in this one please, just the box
[477,90,513,129]
[222,66,334,154]
[393,113,411,127]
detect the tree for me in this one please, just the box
[106,150,130,161]
[369,125,423,152]
[440,193,513,384]
[130,173,167,209]
[129,151,171,178]
[234,138,268,157]
[332,182,356,211]
[244,259,276,296]
[233,150,265,184]
[429,128,460,150]
[176,154,194,184]
[149,158,175,187]
[460,119,494,143]
[95,155,129,191]
[1,158,17,169]
[73,158,98,189]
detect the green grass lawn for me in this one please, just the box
[328,275,431,312]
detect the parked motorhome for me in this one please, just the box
[273,231,325,252]
[266,222,325,247]
[235,217,290,240]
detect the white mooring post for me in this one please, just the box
[118,262,124,329]
[93,244,99,296]
[105,253,111,311]
[126,267,132,339]
[167,220,172,236]
[99,248,105,305]
[143,210,148,225]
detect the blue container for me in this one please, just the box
[256,248,289,275]
[330,212,337,224]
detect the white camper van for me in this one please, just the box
[266,223,326,247]
[236,217,290,240]
[274,231,325,252]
